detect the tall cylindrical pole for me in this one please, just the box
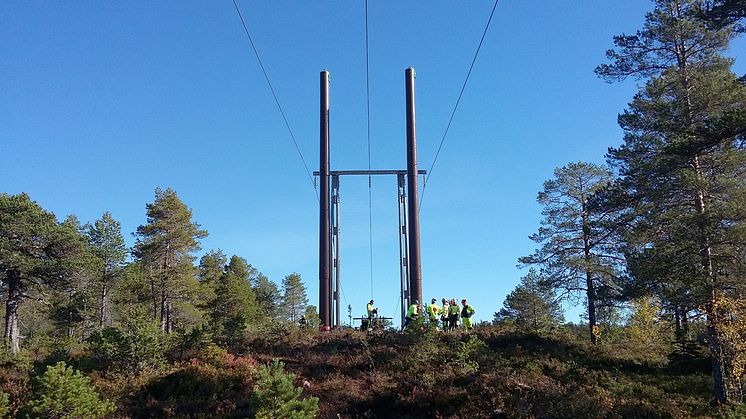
[405,68,423,307]
[319,70,331,330]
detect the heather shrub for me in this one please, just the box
[26,361,116,418]
[128,344,258,417]
[251,359,318,419]
[0,360,31,416]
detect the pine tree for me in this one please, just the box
[134,188,207,333]
[48,215,99,339]
[519,162,624,344]
[495,269,564,333]
[251,360,319,418]
[197,249,227,307]
[597,0,746,403]
[0,194,86,353]
[87,212,126,329]
[254,273,281,320]
[27,361,116,418]
[281,273,308,324]
[210,255,259,346]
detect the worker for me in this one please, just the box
[366,300,378,318]
[441,298,450,331]
[461,299,476,330]
[426,298,441,327]
[447,298,460,331]
[365,300,378,330]
[403,299,419,329]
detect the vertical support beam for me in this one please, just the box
[332,175,341,328]
[328,177,335,327]
[319,70,331,330]
[405,68,423,307]
[397,173,409,327]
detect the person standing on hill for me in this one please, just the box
[366,300,377,319]
[403,299,419,329]
[426,298,440,327]
[365,300,378,330]
[440,298,450,330]
[448,298,460,331]
[461,299,475,330]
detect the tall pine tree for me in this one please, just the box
[597,0,746,403]
[519,162,625,344]
[88,212,126,329]
[134,188,207,333]
[0,194,86,352]
[281,273,308,324]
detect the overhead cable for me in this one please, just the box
[231,0,318,200]
[420,0,500,210]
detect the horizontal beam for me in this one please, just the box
[313,169,426,176]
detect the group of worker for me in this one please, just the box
[366,298,476,331]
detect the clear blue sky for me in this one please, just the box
[2,1,745,326]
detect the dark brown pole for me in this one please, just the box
[319,70,331,330]
[405,68,422,307]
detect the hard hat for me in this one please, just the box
[431,298,436,303]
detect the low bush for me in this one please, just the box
[26,361,116,418]
[252,359,319,419]
[89,318,166,374]
[127,344,258,417]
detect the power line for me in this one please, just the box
[231,0,318,200]
[420,0,500,210]
[365,0,374,299]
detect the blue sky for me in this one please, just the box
[2,1,745,326]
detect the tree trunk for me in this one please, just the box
[582,211,598,345]
[166,299,173,334]
[99,275,108,330]
[160,288,168,333]
[3,270,21,354]
[586,275,597,345]
[707,318,729,403]
[691,157,734,404]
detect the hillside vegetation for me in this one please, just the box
[1,323,744,418]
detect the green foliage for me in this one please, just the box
[519,162,623,344]
[597,0,746,404]
[89,318,165,374]
[0,391,9,417]
[455,335,489,374]
[0,193,88,353]
[496,269,564,333]
[170,325,213,361]
[210,255,260,348]
[625,297,666,348]
[303,305,321,329]
[134,187,208,333]
[26,361,115,419]
[281,273,309,323]
[254,273,282,320]
[251,359,318,419]
[87,211,127,329]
